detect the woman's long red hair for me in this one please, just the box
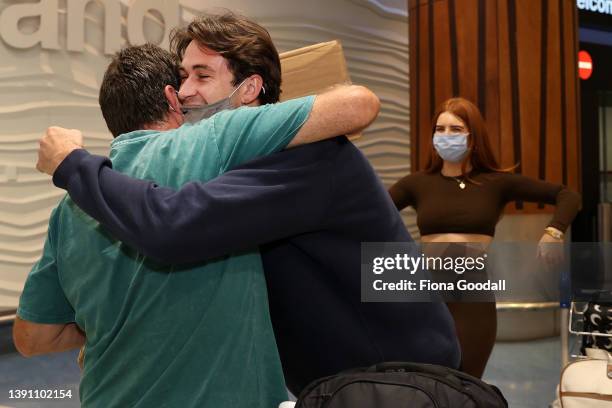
[424,97,515,181]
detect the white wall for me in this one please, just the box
[0,0,410,310]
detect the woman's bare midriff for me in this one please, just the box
[420,233,493,246]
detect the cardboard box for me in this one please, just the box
[279,40,351,101]
[279,40,361,139]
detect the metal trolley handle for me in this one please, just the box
[569,301,612,338]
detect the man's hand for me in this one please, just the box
[37,127,84,176]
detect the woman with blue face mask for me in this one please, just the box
[389,97,581,379]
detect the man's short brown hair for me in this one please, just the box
[170,11,281,105]
[99,44,180,137]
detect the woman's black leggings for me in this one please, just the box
[447,301,497,378]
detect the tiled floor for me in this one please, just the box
[484,337,561,408]
[0,335,562,407]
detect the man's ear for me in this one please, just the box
[164,85,182,116]
[239,75,264,106]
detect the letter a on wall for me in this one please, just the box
[0,0,60,50]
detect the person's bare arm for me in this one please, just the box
[36,85,379,175]
[287,85,379,148]
[13,317,85,357]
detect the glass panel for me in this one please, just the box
[599,91,612,203]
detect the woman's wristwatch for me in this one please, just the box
[544,227,564,240]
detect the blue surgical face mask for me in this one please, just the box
[432,133,469,162]
[182,78,248,123]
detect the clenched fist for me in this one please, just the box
[37,127,84,176]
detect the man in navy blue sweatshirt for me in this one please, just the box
[35,13,461,395]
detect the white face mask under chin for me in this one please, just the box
[432,133,469,162]
[182,79,248,123]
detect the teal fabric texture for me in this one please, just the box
[17,95,315,408]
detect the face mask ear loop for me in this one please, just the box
[229,78,249,99]
[225,78,248,107]
[172,90,187,114]
[168,89,178,113]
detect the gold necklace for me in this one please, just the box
[441,171,467,189]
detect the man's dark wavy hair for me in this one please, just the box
[170,11,281,105]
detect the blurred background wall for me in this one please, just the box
[0,0,410,312]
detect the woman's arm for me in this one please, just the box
[502,173,581,233]
[388,174,418,211]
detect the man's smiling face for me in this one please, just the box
[178,40,237,108]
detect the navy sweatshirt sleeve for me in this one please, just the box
[53,143,335,265]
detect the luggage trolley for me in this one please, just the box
[554,296,612,407]
[568,299,612,356]
[559,242,612,364]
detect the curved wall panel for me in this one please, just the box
[0,0,411,309]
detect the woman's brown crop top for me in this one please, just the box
[388,171,581,237]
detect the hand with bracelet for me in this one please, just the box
[537,226,565,266]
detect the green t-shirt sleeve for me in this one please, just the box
[211,95,316,172]
[17,209,75,324]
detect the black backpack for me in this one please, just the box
[295,362,508,408]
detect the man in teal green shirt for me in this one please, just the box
[14,44,379,407]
